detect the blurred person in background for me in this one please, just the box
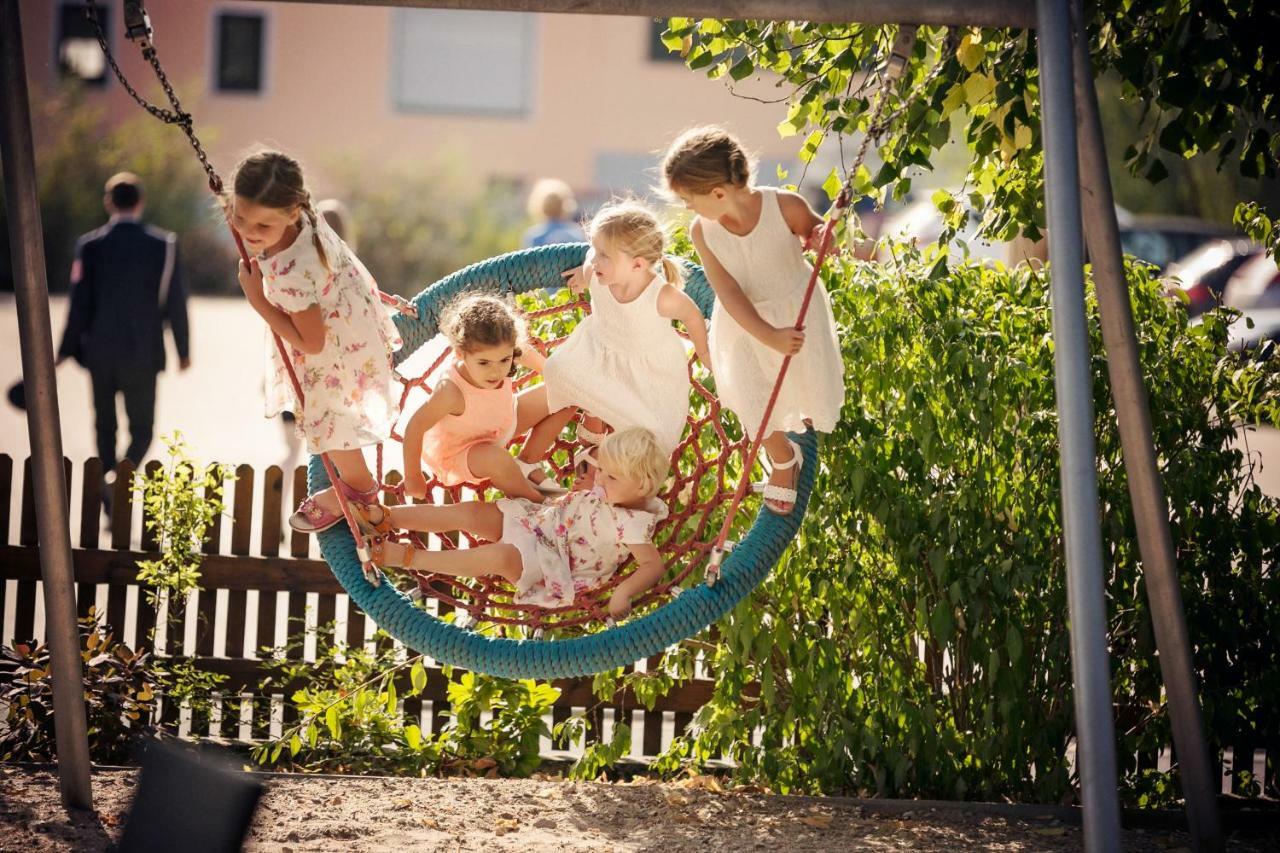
[57,172,190,504]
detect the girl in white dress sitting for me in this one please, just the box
[662,127,845,515]
[526,200,711,474]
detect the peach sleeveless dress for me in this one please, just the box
[420,363,517,486]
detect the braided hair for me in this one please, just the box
[228,150,331,273]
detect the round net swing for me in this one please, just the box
[309,242,819,680]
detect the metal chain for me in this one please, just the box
[835,29,960,210]
[85,0,223,192]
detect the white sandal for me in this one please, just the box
[515,458,567,495]
[751,438,803,516]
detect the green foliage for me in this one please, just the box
[131,432,231,732]
[0,88,236,294]
[1,608,160,763]
[133,432,233,607]
[1235,201,1280,260]
[608,248,1279,803]
[662,7,1280,244]
[324,154,526,300]
[252,627,557,776]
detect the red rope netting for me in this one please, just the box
[368,294,753,634]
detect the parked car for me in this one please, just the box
[874,198,1010,263]
[1163,237,1259,317]
[1223,252,1280,311]
[1227,308,1280,361]
[1115,213,1236,272]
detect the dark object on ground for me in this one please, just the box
[6,379,25,410]
[118,741,262,853]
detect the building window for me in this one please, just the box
[391,9,535,117]
[649,20,685,62]
[58,3,109,85]
[215,12,265,93]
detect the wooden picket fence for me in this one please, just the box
[4,453,1276,794]
[0,454,713,760]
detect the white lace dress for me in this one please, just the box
[699,187,845,437]
[543,269,690,455]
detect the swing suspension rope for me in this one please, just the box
[91,1,952,636]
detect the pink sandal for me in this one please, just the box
[288,480,381,534]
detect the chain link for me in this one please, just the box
[85,0,223,192]
[836,29,960,210]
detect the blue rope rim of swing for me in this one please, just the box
[309,242,818,680]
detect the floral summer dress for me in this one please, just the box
[496,486,668,608]
[261,215,403,453]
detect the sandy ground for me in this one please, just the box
[7,766,1274,853]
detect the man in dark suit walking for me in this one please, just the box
[57,172,190,477]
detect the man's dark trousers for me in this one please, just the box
[89,363,157,473]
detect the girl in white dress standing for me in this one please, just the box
[231,150,402,533]
[662,127,845,515]
[528,200,711,472]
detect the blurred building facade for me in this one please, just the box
[24,2,798,201]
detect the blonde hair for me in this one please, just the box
[527,178,578,221]
[597,427,669,498]
[439,294,528,372]
[589,199,684,288]
[662,126,753,196]
[228,149,330,273]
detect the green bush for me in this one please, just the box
[253,626,557,776]
[323,154,525,299]
[0,88,236,295]
[1,608,161,764]
[619,248,1280,804]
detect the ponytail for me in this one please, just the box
[660,256,684,289]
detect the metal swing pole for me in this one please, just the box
[0,0,94,811]
[1035,0,1122,849]
[1067,2,1223,848]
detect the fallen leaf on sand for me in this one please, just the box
[676,775,723,793]
[495,818,519,836]
[664,792,692,807]
[419,818,442,830]
[799,814,834,829]
[393,798,413,810]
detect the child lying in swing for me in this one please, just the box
[357,427,669,619]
